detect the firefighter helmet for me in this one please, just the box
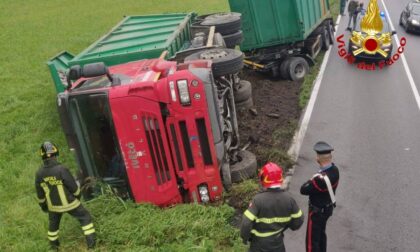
[259,162,283,188]
[40,141,59,159]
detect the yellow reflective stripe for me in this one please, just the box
[251,229,283,237]
[84,229,96,235]
[255,216,291,224]
[291,210,303,218]
[57,184,68,205]
[41,182,52,210]
[48,230,59,236]
[73,187,81,196]
[38,198,46,203]
[244,210,257,221]
[49,200,80,213]
[48,235,59,241]
[82,223,94,231]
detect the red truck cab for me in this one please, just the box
[61,59,223,206]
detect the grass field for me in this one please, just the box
[0,0,338,251]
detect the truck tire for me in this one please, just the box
[321,26,330,50]
[288,57,309,82]
[200,12,242,35]
[221,163,232,191]
[235,96,254,110]
[234,80,252,102]
[223,30,244,49]
[280,59,291,80]
[231,150,257,183]
[184,48,244,77]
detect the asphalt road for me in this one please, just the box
[285,1,420,251]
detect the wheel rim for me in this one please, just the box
[294,63,305,79]
[200,49,228,60]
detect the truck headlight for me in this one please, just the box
[198,185,210,203]
[176,80,190,105]
[412,19,420,25]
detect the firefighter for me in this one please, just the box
[300,141,339,252]
[347,0,359,30]
[240,162,304,252]
[35,141,96,250]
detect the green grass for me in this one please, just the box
[0,0,339,251]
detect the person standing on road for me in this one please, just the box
[35,141,96,250]
[300,141,339,252]
[347,0,359,30]
[240,162,304,252]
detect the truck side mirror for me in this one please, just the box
[82,62,109,78]
[82,62,116,84]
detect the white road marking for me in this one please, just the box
[381,0,420,112]
[287,15,342,161]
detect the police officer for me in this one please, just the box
[35,141,96,250]
[240,162,304,252]
[300,141,339,252]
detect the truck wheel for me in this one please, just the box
[200,12,242,35]
[223,30,244,49]
[221,163,232,191]
[213,33,226,48]
[321,26,330,50]
[235,96,254,110]
[288,57,309,82]
[234,80,252,102]
[184,48,244,77]
[280,59,291,80]
[231,150,257,183]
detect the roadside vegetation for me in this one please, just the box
[0,0,338,251]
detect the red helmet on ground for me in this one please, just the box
[259,162,283,188]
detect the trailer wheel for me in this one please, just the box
[234,80,252,102]
[321,26,330,50]
[235,96,254,110]
[200,12,242,35]
[288,57,309,82]
[184,48,244,77]
[231,150,257,183]
[328,22,335,45]
[280,59,291,80]
[223,30,244,49]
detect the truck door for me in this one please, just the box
[110,96,183,206]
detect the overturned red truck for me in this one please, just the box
[48,13,257,206]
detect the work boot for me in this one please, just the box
[86,234,96,249]
[49,240,60,251]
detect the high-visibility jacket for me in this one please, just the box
[35,158,81,213]
[240,188,304,252]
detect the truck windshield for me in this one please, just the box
[68,93,126,181]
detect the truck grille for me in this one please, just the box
[196,118,213,165]
[179,121,195,168]
[143,117,171,185]
[170,124,184,171]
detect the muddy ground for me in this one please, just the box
[237,68,302,168]
[227,69,302,225]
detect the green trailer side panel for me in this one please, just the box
[229,0,331,51]
[69,13,194,67]
[47,51,74,93]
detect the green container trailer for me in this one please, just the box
[228,0,334,81]
[48,13,194,92]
